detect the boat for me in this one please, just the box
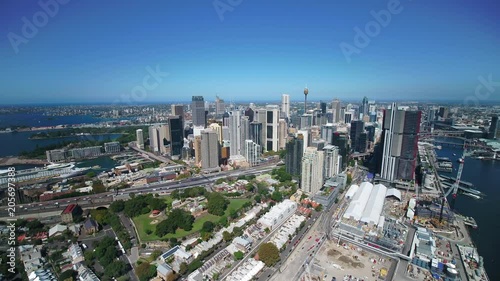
[0,162,90,186]
[457,158,464,163]
[463,193,481,200]
[453,153,457,156]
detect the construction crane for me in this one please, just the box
[439,141,467,222]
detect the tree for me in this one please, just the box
[136,262,157,281]
[271,191,283,202]
[234,251,244,260]
[179,262,188,275]
[218,216,228,227]
[229,208,238,219]
[258,243,280,267]
[151,249,162,260]
[346,173,353,185]
[315,204,323,212]
[207,193,229,216]
[202,221,215,233]
[58,269,77,281]
[222,231,232,242]
[254,194,261,203]
[105,260,128,278]
[110,200,125,213]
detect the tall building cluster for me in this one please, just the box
[379,103,421,182]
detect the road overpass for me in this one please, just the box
[0,164,277,219]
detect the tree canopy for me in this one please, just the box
[207,192,229,216]
[156,209,195,237]
[258,243,280,267]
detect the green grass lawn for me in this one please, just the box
[225,198,251,216]
[133,198,251,242]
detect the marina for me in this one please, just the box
[0,162,90,187]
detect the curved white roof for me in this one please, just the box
[343,182,373,221]
[361,183,387,225]
[385,188,402,201]
[345,184,359,199]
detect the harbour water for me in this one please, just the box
[435,145,500,280]
[0,131,122,157]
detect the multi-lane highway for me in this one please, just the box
[0,164,277,218]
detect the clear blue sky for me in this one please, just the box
[1,0,499,104]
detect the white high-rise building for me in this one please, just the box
[301,147,324,194]
[244,140,261,167]
[278,119,287,150]
[266,105,280,152]
[281,94,290,118]
[321,123,336,145]
[208,123,223,143]
[136,129,144,149]
[229,111,242,158]
[240,116,250,154]
[323,145,340,179]
[148,125,165,153]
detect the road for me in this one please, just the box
[0,164,277,218]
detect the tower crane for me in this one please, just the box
[439,141,467,222]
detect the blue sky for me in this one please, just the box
[1,0,499,104]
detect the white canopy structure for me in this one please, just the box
[361,184,387,225]
[343,182,389,226]
[345,184,359,199]
[343,182,373,221]
[385,188,402,201]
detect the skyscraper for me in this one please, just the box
[194,136,202,166]
[285,134,304,176]
[201,129,219,169]
[380,103,422,181]
[208,123,223,143]
[250,122,263,147]
[136,129,144,149]
[191,96,206,127]
[350,120,364,153]
[240,116,250,154]
[168,116,183,158]
[229,111,242,158]
[332,132,348,169]
[281,94,290,119]
[215,96,225,118]
[265,105,280,152]
[301,147,324,194]
[360,96,369,119]
[148,125,162,153]
[489,115,498,139]
[323,145,340,179]
[278,119,287,150]
[331,99,341,123]
[321,123,336,145]
[245,140,261,167]
[171,104,185,137]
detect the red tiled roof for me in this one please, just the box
[62,204,77,214]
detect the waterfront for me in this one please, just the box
[0,131,122,157]
[435,145,500,280]
[0,113,117,128]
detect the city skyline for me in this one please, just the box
[2,0,500,104]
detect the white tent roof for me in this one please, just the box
[345,184,359,199]
[361,183,387,225]
[385,188,402,201]
[343,182,373,221]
